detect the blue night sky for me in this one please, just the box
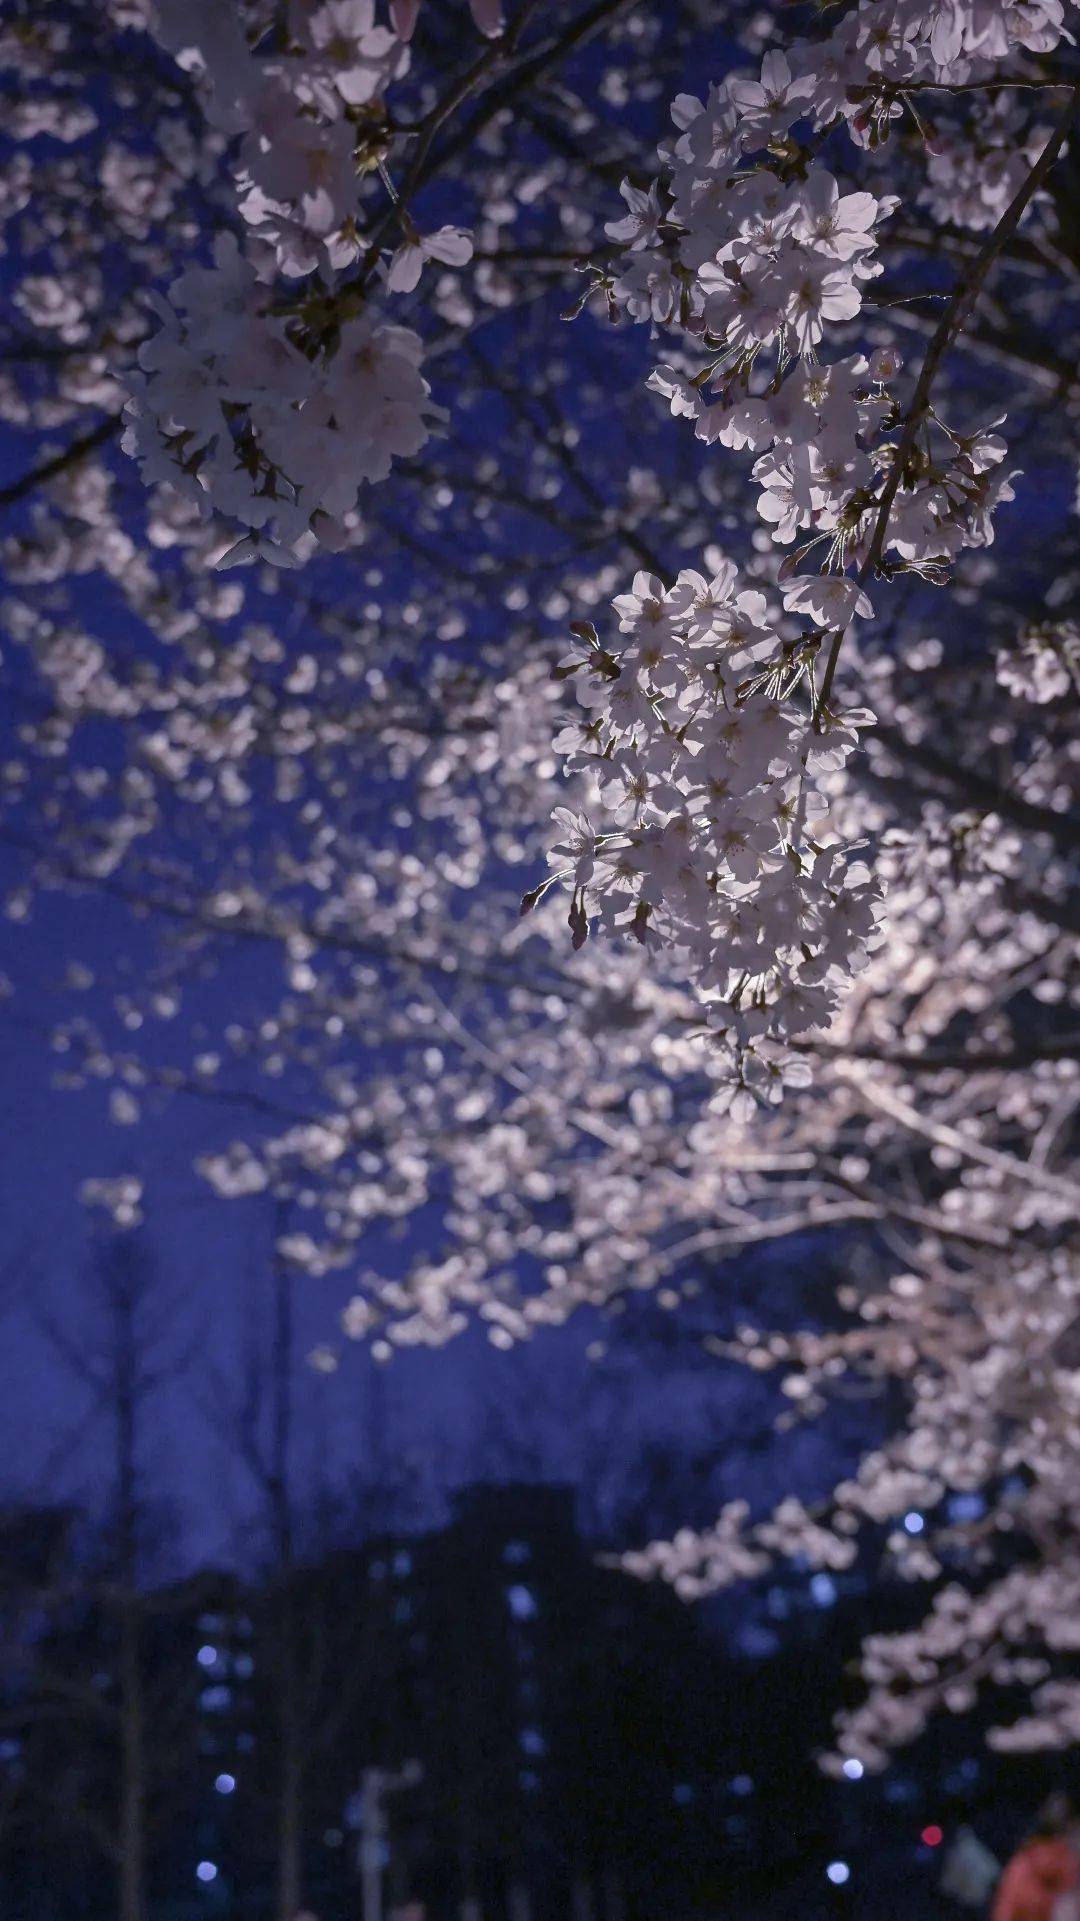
[0,871,868,1575]
[0,1023,862,1583]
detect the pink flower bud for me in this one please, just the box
[869,347,902,383]
[390,0,421,38]
[469,0,505,36]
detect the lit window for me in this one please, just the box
[234,1653,254,1679]
[199,1685,232,1713]
[196,1645,219,1670]
[507,1585,538,1622]
[196,1861,218,1885]
[214,1773,236,1796]
[842,1759,864,1782]
[826,1862,850,1886]
[947,1492,986,1523]
[519,1728,546,1757]
[735,1623,779,1659]
[810,1573,837,1607]
[902,1511,925,1535]
[393,1550,412,1578]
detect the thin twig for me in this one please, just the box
[814,83,1080,720]
[0,414,120,512]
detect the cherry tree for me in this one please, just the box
[1,0,1078,1771]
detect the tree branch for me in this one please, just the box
[815,82,1080,717]
[0,415,120,512]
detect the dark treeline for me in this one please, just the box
[2,1477,1074,1921]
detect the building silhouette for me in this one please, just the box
[4,1483,1069,1921]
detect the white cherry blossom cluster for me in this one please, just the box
[151,0,410,273]
[607,52,1025,592]
[996,619,1080,703]
[609,86,892,343]
[538,561,885,1111]
[123,0,475,562]
[833,1557,1080,1771]
[558,6,1077,1081]
[921,93,1057,232]
[623,1497,857,1605]
[786,0,1072,149]
[79,1174,145,1228]
[123,234,443,566]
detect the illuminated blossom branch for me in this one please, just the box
[123,0,513,565]
[543,0,1079,1102]
[527,566,885,1116]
